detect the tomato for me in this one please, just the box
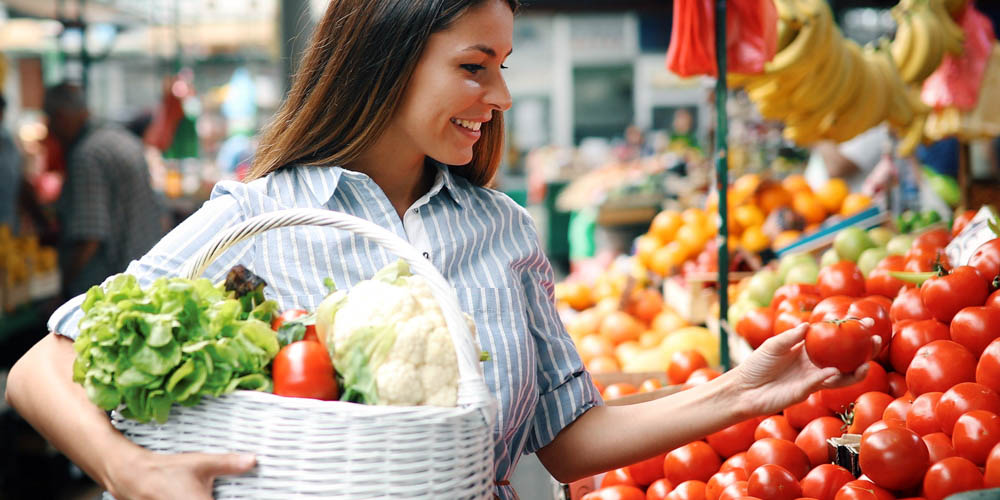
[772,284,821,311]
[583,485,646,500]
[627,453,667,486]
[849,392,895,435]
[706,470,747,500]
[647,478,676,500]
[860,417,907,442]
[950,306,1000,358]
[271,340,338,400]
[755,415,798,442]
[907,392,944,436]
[969,238,1000,286]
[935,382,1000,436]
[686,368,721,387]
[272,308,319,343]
[801,464,855,500]
[906,340,976,395]
[806,319,874,373]
[720,453,749,475]
[665,480,707,500]
[988,289,1000,309]
[916,228,952,249]
[922,432,956,463]
[922,456,984,500]
[737,307,776,349]
[707,418,761,458]
[602,468,639,488]
[848,299,892,357]
[921,266,991,324]
[640,378,665,393]
[887,373,908,398]
[905,248,951,273]
[952,210,978,237]
[669,350,710,385]
[717,481,749,500]
[953,410,1000,466]
[820,362,889,414]
[866,263,910,299]
[833,480,893,500]
[774,296,816,336]
[986,442,1000,488]
[745,438,810,480]
[891,288,934,324]
[747,464,801,500]
[977,338,1000,394]
[890,319,950,374]
[810,296,854,323]
[664,441,722,484]
[604,383,639,399]
[818,262,867,298]
[859,426,929,490]
[795,416,844,468]
[884,396,914,423]
[784,392,835,430]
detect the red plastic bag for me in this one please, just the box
[666,0,778,77]
[921,5,996,110]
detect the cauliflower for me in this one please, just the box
[314,260,475,407]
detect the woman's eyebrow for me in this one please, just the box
[463,44,513,58]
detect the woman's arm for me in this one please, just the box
[536,324,875,483]
[5,333,256,499]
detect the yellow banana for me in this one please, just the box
[890,13,915,71]
[828,54,888,142]
[898,112,927,157]
[929,0,966,54]
[900,8,942,83]
[791,33,847,112]
[818,41,866,133]
[766,0,832,75]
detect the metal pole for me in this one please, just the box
[715,0,731,371]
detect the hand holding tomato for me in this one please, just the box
[805,317,876,373]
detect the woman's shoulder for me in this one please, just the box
[209,165,340,215]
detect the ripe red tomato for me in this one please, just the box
[801,464,855,500]
[668,350,709,385]
[859,426,929,491]
[664,441,722,484]
[717,481,749,500]
[969,238,1000,287]
[784,392,835,430]
[883,396,914,423]
[720,452,748,475]
[647,478,675,500]
[639,378,664,393]
[707,418,761,458]
[772,284,821,312]
[602,468,639,489]
[922,456,984,500]
[890,319,950,374]
[849,392,895,435]
[907,392,944,436]
[809,296,855,322]
[820,362,889,414]
[774,296,816,335]
[953,410,1000,466]
[818,262,867,298]
[271,340,338,400]
[915,228,952,249]
[921,266,991,324]
[795,416,844,468]
[860,418,907,442]
[988,289,1000,309]
[866,257,910,299]
[977,338,1000,394]
[627,453,666,486]
[890,288,932,324]
[706,470,746,500]
[886,372,908,398]
[806,319,874,373]
[832,479,893,500]
[935,382,1000,436]
[950,306,1000,358]
[906,340,976,396]
[754,415,798,442]
[747,464,801,500]
[745,438,810,480]
[665,480,707,500]
[583,485,646,500]
[952,210,978,237]
[922,432,957,463]
[271,308,319,343]
[986,442,1000,488]
[737,307,776,349]
[848,299,891,356]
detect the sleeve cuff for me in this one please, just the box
[47,293,87,340]
[524,370,604,454]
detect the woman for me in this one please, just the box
[5,1,874,499]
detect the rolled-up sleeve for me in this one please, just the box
[520,225,603,454]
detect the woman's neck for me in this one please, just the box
[344,140,435,220]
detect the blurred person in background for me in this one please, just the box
[806,124,890,194]
[43,83,165,298]
[0,93,22,232]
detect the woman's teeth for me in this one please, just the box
[451,118,482,131]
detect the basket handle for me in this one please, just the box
[179,208,494,412]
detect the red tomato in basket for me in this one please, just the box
[582,485,646,500]
[272,308,319,343]
[922,457,984,500]
[969,238,1000,288]
[805,319,874,373]
[272,340,338,400]
[920,266,991,324]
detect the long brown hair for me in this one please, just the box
[246,0,518,186]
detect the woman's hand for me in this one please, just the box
[104,448,256,500]
[731,322,881,418]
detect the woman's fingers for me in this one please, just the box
[821,359,871,388]
[192,453,257,479]
[761,323,809,354]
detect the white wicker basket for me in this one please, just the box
[103,208,497,499]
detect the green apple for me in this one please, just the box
[867,227,895,247]
[727,299,757,327]
[785,261,820,284]
[857,247,889,277]
[887,234,915,256]
[745,270,782,307]
[834,227,875,262]
[821,248,840,268]
[778,253,815,283]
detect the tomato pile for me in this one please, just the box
[584,228,1000,500]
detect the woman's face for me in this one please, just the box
[393,0,513,166]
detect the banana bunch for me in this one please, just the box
[891,0,965,84]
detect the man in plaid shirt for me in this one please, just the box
[44,83,165,297]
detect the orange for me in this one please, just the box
[757,185,792,213]
[840,193,872,217]
[576,334,614,363]
[651,308,688,334]
[782,174,812,194]
[638,378,664,393]
[741,225,770,253]
[614,341,642,365]
[603,382,638,400]
[728,235,741,250]
[600,311,643,345]
[586,355,621,374]
[681,207,707,227]
[639,329,666,348]
[816,178,849,214]
[733,204,766,230]
[627,288,664,324]
[676,224,708,252]
[565,308,602,339]
[772,230,802,250]
[635,234,662,269]
[649,210,683,244]
[732,173,762,198]
[792,191,827,224]
[554,281,593,311]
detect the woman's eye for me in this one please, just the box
[461,64,486,74]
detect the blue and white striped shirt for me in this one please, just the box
[50,162,603,499]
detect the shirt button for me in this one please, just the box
[422,252,430,260]
[414,208,419,214]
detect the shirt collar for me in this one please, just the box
[297,161,465,209]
